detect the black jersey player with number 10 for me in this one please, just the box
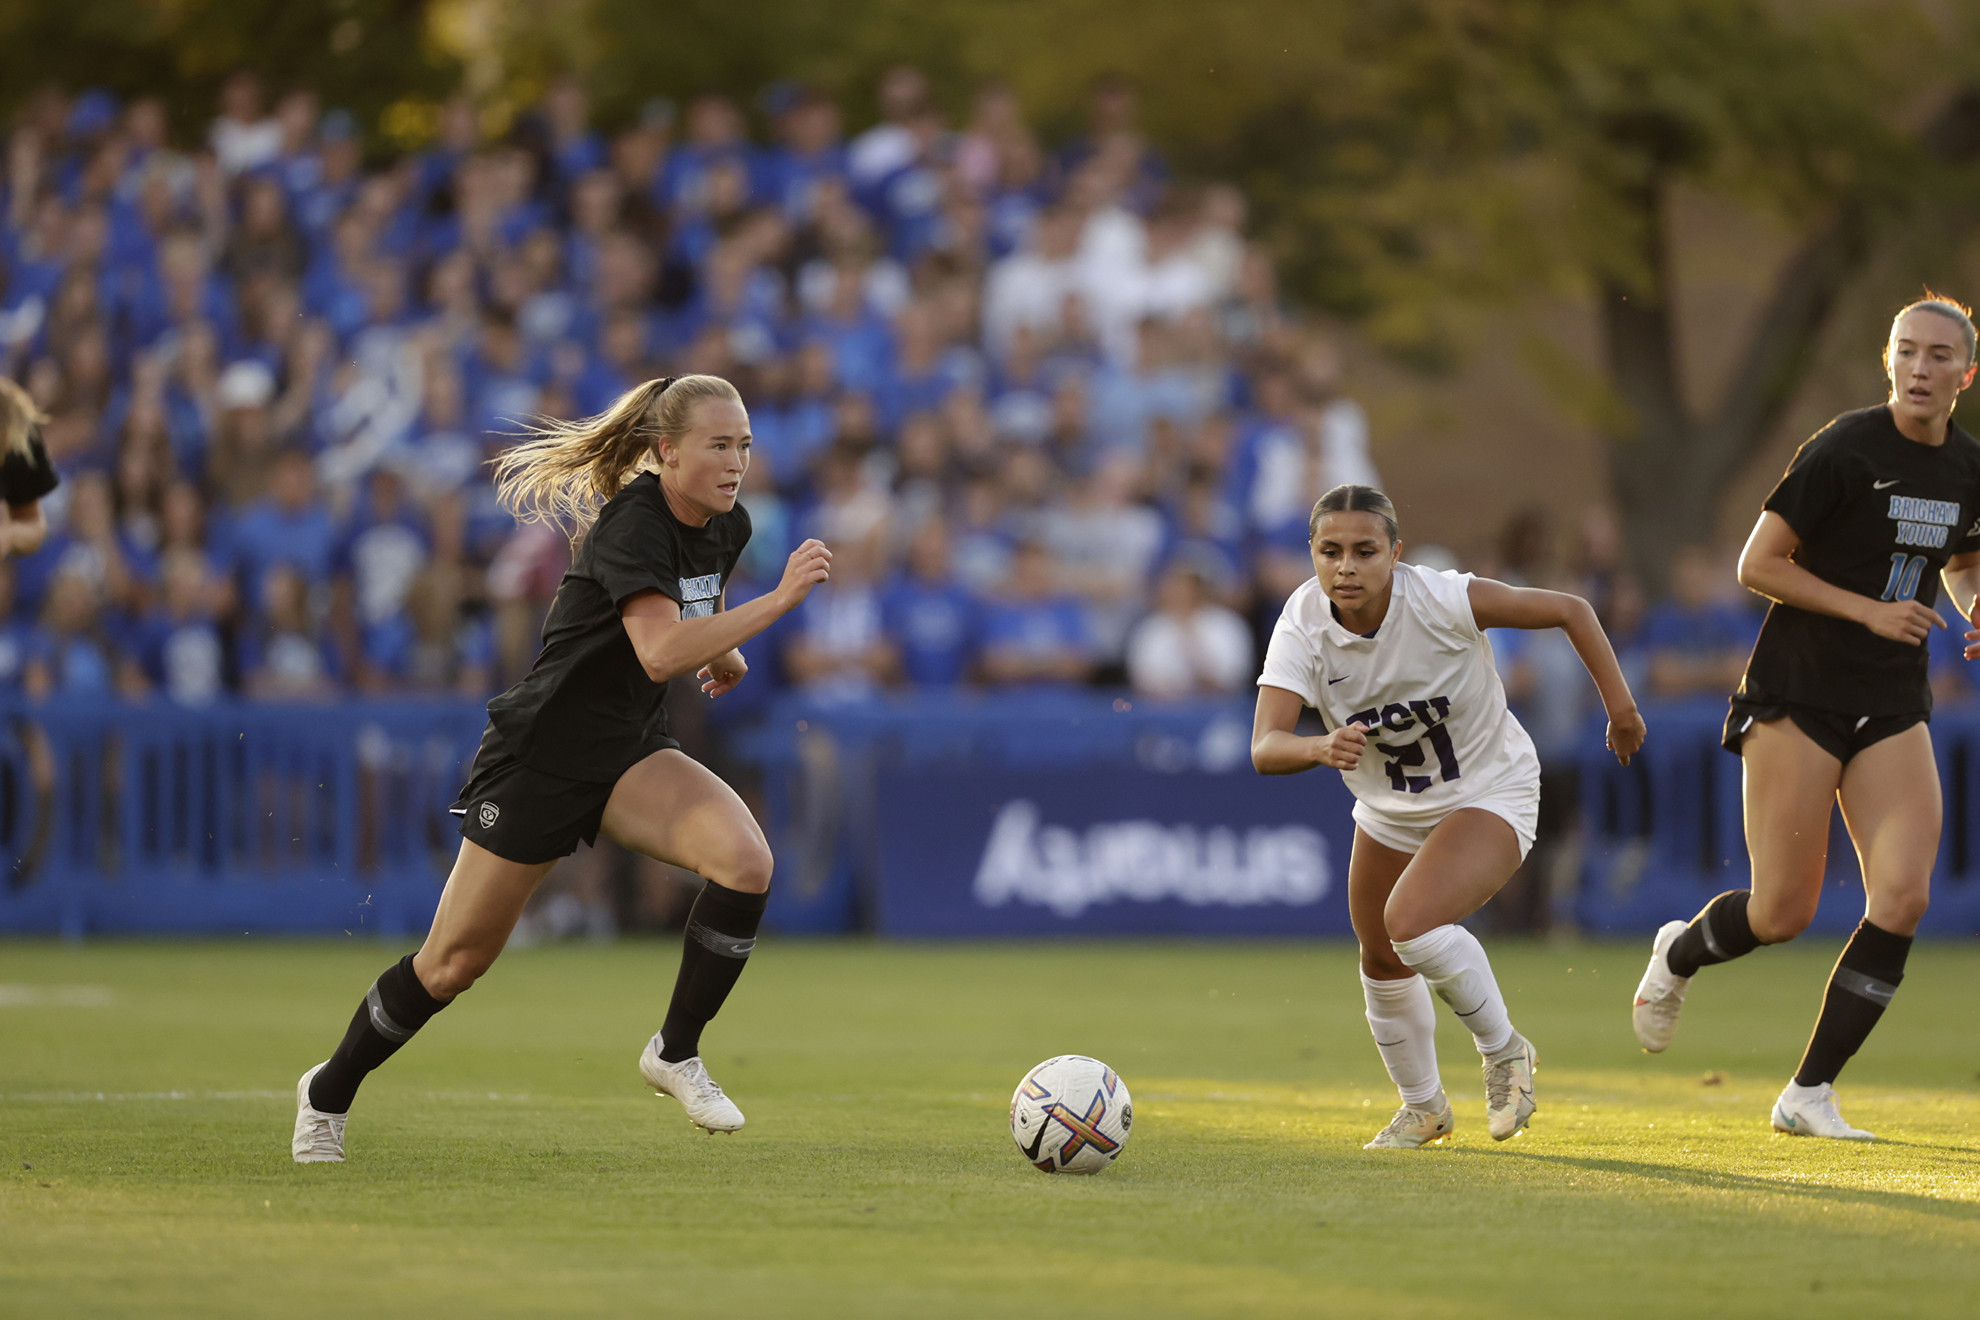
[292,375,833,1162]
[1632,295,1980,1140]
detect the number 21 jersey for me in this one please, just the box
[1258,563,1540,830]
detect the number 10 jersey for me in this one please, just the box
[1258,562,1540,835]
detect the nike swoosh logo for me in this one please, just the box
[1874,479,1899,489]
[1020,1119,1048,1162]
[1328,676,1349,685]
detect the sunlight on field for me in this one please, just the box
[2,940,1977,1318]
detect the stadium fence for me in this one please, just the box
[2,695,1977,939]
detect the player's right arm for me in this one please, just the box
[1250,683,1368,775]
[621,539,832,684]
[1738,511,1942,645]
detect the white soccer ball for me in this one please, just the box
[1010,1055,1133,1174]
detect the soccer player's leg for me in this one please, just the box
[1347,827,1452,1149]
[1775,723,1936,1141]
[602,749,771,1134]
[1636,718,1837,1052]
[295,841,555,1162]
[1385,809,1533,1140]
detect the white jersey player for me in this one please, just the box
[1253,485,1645,1149]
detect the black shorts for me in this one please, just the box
[1722,692,1927,765]
[448,727,677,864]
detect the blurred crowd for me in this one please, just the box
[2,69,1970,720]
[0,70,1362,709]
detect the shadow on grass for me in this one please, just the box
[1456,1147,1980,1222]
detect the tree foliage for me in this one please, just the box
[0,0,459,147]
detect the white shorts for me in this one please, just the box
[1351,780,1541,862]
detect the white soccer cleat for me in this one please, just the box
[1483,1032,1537,1141]
[639,1034,745,1133]
[292,1062,347,1164]
[1363,1098,1455,1149]
[1772,1082,1875,1141]
[1632,920,1693,1053]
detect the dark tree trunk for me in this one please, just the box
[1601,88,1980,597]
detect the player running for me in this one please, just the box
[1253,485,1644,1148]
[293,374,832,1162]
[1631,295,1980,1141]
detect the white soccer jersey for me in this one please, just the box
[1258,563,1540,832]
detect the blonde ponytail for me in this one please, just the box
[0,377,47,460]
[491,374,743,530]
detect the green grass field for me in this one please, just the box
[2,936,1977,1318]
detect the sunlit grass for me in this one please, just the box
[2,938,1976,1317]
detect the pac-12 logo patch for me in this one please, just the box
[478,801,500,830]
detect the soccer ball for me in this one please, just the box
[1009,1055,1133,1174]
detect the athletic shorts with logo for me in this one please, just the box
[448,727,679,864]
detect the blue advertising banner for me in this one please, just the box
[872,767,1360,937]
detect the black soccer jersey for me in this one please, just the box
[1741,405,1980,715]
[486,473,751,781]
[0,427,59,506]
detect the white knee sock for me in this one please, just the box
[1361,972,1444,1108]
[1391,924,1514,1057]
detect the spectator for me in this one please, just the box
[1044,457,1164,665]
[120,547,225,705]
[1125,558,1254,699]
[538,76,607,195]
[1055,74,1168,214]
[332,465,430,666]
[1643,544,1758,699]
[1490,567,1600,935]
[848,66,930,188]
[238,562,337,699]
[223,174,304,286]
[23,568,116,699]
[209,71,280,178]
[761,86,846,223]
[982,207,1079,357]
[882,521,979,687]
[781,534,894,698]
[979,539,1095,688]
[226,446,335,614]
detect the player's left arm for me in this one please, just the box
[1941,551,1980,659]
[698,592,750,697]
[1468,577,1645,766]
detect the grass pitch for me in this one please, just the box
[2,937,1977,1318]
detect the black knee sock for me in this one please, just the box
[1665,890,1763,979]
[1793,919,1911,1088]
[657,882,768,1063]
[307,954,450,1114]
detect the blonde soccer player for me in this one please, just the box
[292,375,832,1161]
[1631,294,1980,1141]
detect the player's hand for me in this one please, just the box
[698,648,747,698]
[1606,704,1646,766]
[1963,627,1980,661]
[1860,598,1944,646]
[1319,722,1369,770]
[777,538,832,608]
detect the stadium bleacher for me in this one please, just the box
[4,74,1975,938]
